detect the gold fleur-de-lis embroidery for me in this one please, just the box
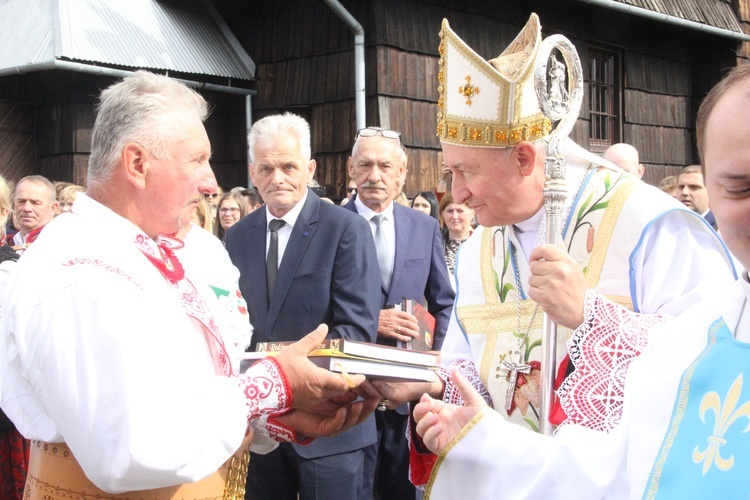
[458,75,480,106]
[693,373,750,475]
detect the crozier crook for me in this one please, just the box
[533,34,583,436]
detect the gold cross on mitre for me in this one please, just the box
[458,75,480,105]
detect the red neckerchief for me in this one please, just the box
[136,233,233,376]
[24,225,46,245]
[137,234,185,285]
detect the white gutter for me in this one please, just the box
[0,59,257,96]
[324,0,366,130]
[577,0,750,42]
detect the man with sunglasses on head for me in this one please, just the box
[343,126,454,499]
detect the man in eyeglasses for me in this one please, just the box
[343,126,455,499]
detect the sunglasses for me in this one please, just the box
[204,193,220,199]
[355,128,401,142]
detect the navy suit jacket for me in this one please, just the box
[704,209,718,231]
[344,198,454,350]
[226,192,381,458]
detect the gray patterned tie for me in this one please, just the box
[371,214,392,290]
[266,218,286,299]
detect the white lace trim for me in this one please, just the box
[557,291,663,432]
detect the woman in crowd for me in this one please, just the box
[57,184,86,214]
[191,198,214,234]
[0,175,26,500]
[439,191,474,287]
[411,191,439,220]
[214,191,246,245]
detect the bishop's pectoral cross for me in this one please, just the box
[503,348,532,411]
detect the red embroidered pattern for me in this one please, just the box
[62,258,143,289]
[237,358,291,424]
[141,234,233,377]
[557,294,663,433]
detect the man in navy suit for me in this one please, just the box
[677,165,717,230]
[226,113,381,500]
[344,127,455,499]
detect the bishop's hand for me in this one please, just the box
[414,368,487,454]
[527,244,587,329]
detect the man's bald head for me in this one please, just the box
[602,143,644,179]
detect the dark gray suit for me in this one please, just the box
[226,192,381,500]
[344,198,455,499]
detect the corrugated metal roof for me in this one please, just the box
[614,0,742,33]
[0,0,254,80]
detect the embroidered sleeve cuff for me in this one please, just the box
[237,357,293,423]
[264,416,314,445]
[438,359,493,408]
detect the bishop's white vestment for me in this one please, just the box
[426,275,750,499]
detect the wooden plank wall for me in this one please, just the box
[622,53,694,185]
[737,0,750,63]
[0,99,34,185]
[227,0,741,197]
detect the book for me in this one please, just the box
[237,349,438,382]
[308,352,437,382]
[255,338,438,367]
[396,298,436,351]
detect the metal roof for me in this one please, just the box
[610,0,742,33]
[0,0,255,80]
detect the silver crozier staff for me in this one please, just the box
[532,35,584,436]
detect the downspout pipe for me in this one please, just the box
[324,0,366,131]
[0,59,258,96]
[577,0,750,42]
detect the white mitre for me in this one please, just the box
[437,13,553,147]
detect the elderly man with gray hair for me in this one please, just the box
[11,175,58,252]
[0,72,377,499]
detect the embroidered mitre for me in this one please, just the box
[437,13,554,147]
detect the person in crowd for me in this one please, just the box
[411,60,750,500]
[344,126,455,499]
[677,165,716,230]
[0,174,25,500]
[226,113,382,500]
[214,190,247,245]
[190,197,214,233]
[658,174,678,197]
[602,142,645,179]
[57,184,86,214]
[361,14,736,492]
[52,181,74,214]
[234,187,263,214]
[174,205,252,361]
[411,190,440,220]
[0,71,377,499]
[435,164,451,202]
[438,191,474,285]
[11,175,58,253]
[340,179,358,206]
[205,185,223,219]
